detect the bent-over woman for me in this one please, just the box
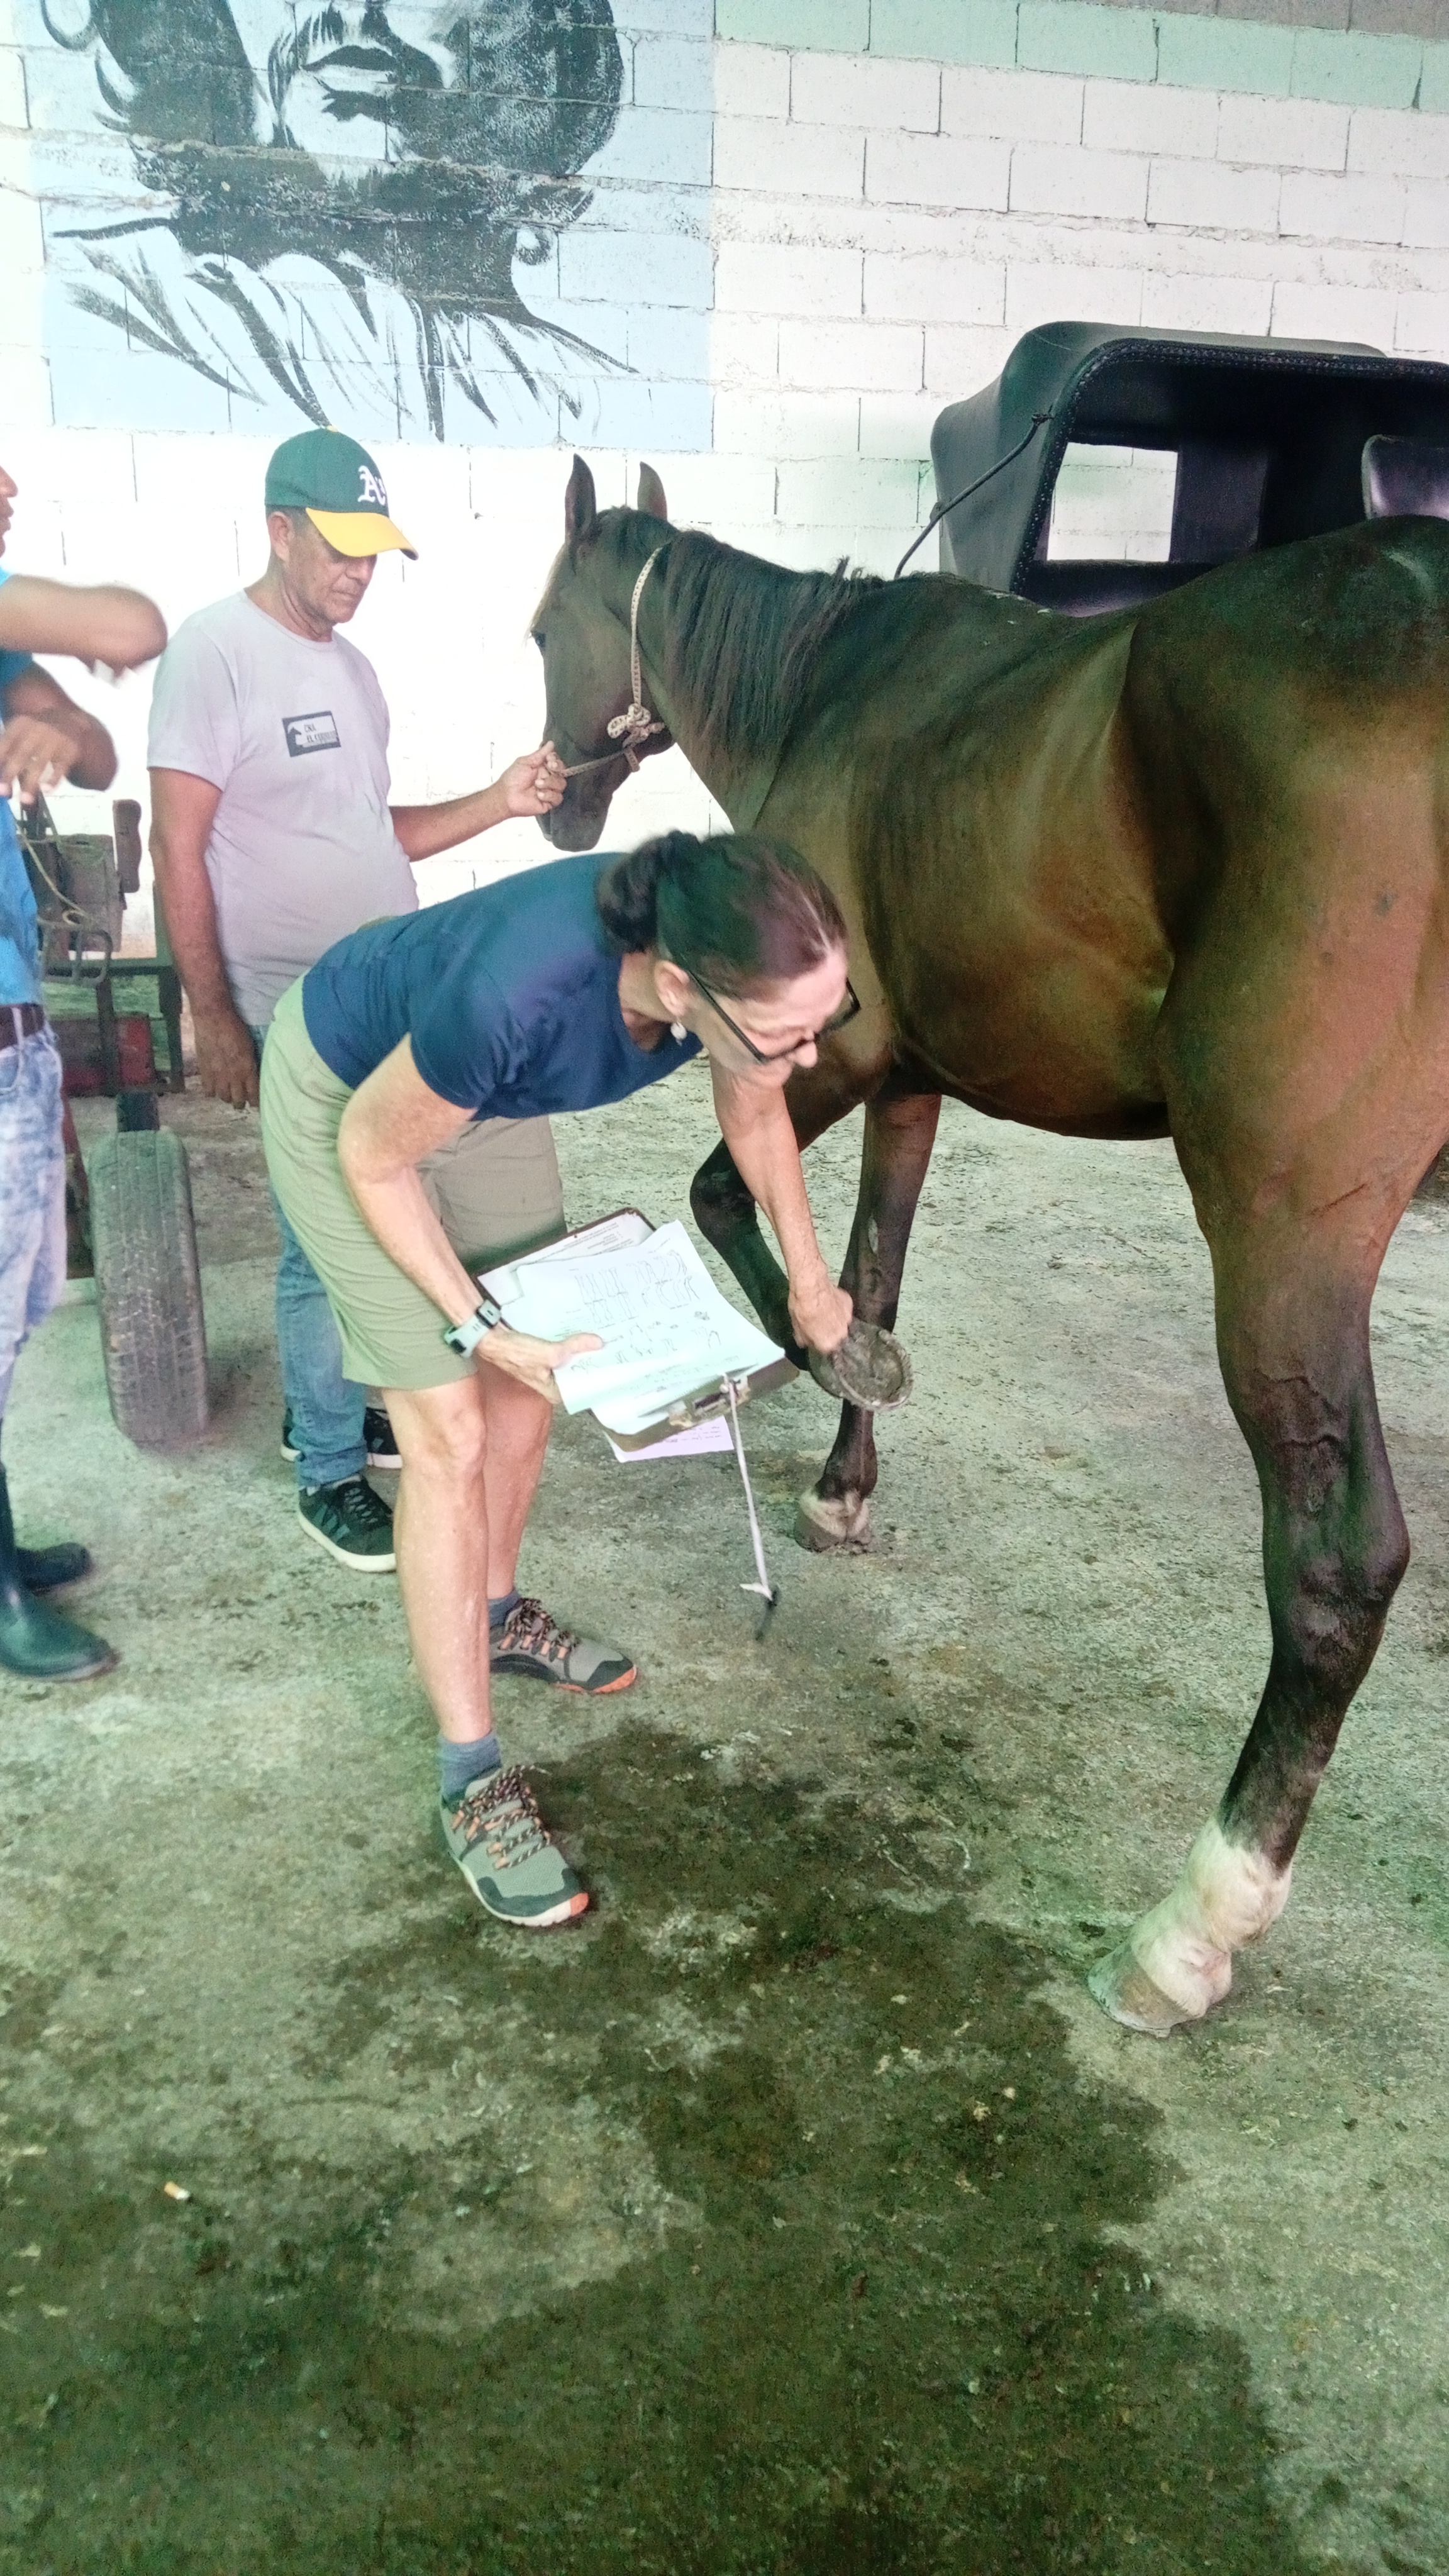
[260,830,857,1928]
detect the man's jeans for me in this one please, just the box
[0,1021,66,1424]
[252,1024,366,1492]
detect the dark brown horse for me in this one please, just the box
[531,455,1449,2037]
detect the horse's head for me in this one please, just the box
[532,455,672,850]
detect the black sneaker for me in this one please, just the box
[281,1406,401,1471]
[297,1477,396,1572]
[362,1404,401,1470]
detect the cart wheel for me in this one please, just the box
[87,1126,209,1448]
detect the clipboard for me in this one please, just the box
[477,1207,797,1450]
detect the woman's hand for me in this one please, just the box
[787,1273,853,1356]
[479,1323,603,1404]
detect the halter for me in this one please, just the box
[559,545,670,779]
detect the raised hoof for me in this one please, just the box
[794,1483,875,1553]
[808,1321,912,1413]
[1087,1940,1207,2039]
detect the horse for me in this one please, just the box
[530,454,1449,2038]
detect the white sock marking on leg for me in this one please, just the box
[1128,1822,1292,2019]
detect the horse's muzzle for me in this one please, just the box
[541,779,611,852]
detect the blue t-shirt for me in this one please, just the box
[301,852,702,1118]
[0,569,40,1008]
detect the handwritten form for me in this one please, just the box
[480,1220,784,1436]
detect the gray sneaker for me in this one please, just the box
[490,1596,636,1694]
[440,1766,589,1928]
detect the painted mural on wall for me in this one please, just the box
[31,0,669,441]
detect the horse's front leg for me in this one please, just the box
[691,1142,802,1360]
[1090,1218,1408,2035]
[796,1075,941,1554]
[689,1057,877,1358]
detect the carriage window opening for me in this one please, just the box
[1046,445,1176,563]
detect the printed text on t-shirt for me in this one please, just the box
[284,710,341,757]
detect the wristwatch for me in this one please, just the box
[442,1296,504,1359]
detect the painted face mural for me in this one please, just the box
[38,0,626,438]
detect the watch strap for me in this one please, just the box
[443,1296,504,1358]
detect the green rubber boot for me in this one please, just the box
[16,1540,91,1593]
[0,1469,116,1682]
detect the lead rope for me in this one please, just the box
[560,547,669,778]
[724,1373,779,1640]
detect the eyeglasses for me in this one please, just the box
[688,972,861,1067]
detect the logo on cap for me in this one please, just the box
[358,465,388,510]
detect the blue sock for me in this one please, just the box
[439,1731,502,1803]
[489,1587,522,1633]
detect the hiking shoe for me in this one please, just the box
[281,1406,400,1470]
[441,1766,589,1928]
[297,1477,396,1572]
[490,1596,636,1694]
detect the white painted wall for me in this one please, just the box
[7,14,1449,930]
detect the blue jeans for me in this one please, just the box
[253,1024,366,1492]
[0,1019,65,1425]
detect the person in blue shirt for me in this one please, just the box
[0,460,167,1680]
[260,827,858,1931]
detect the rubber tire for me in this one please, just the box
[86,1127,209,1449]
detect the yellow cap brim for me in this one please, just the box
[306,508,418,560]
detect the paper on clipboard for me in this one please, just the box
[479,1214,790,1439]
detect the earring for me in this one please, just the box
[670,1019,688,1042]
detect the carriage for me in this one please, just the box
[929,319,1449,613]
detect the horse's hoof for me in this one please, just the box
[794,1484,875,1553]
[1089,1825,1287,2035]
[808,1321,912,1413]
[1087,1941,1208,2038]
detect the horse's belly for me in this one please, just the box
[894,936,1170,1135]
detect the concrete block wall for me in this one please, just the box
[706,17,1449,580]
[4,0,1449,896]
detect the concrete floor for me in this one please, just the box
[2,1067,1448,2573]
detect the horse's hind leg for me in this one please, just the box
[796,1074,941,1552]
[1091,1219,1409,2035]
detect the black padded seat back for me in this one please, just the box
[933,325,1449,592]
[1362,434,1449,521]
[1018,560,1216,618]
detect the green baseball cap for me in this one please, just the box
[264,426,417,559]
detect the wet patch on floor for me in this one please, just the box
[1,1727,1307,2575]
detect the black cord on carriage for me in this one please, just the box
[892,410,1055,580]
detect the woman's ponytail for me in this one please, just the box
[596,829,845,997]
[594,832,694,954]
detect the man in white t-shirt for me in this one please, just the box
[148,430,575,1583]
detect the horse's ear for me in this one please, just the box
[565,455,597,550]
[636,464,669,522]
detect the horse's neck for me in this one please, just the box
[628,531,1035,828]
[630,535,821,829]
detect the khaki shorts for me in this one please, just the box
[259,977,564,1391]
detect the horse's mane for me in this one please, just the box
[660,528,883,774]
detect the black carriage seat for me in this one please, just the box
[1361,435,1449,521]
[931,323,1449,619]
